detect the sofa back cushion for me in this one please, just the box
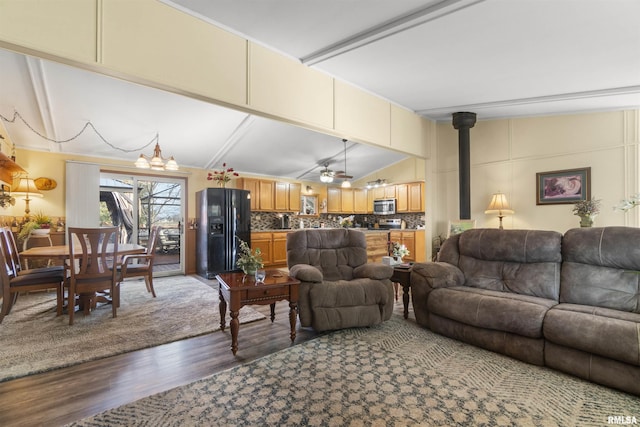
[286,229,368,281]
[561,227,640,312]
[439,229,563,300]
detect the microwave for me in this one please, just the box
[373,198,396,215]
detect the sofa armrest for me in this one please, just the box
[410,262,465,327]
[289,264,323,283]
[411,262,465,289]
[353,263,394,280]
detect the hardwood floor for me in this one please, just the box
[0,276,411,427]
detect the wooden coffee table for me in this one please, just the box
[216,269,300,355]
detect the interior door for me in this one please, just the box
[100,173,185,276]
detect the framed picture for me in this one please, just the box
[447,219,476,237]
[536,167,591,205]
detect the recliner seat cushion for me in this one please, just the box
[428,286,557,338]
[544,303,640,366]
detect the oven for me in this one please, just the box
[373,198,396,215]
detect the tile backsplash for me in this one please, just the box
[251,212,425,230]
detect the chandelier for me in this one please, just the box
[134,136,178,171]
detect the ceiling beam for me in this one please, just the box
[24,56,60,152]
[301,0,484,66]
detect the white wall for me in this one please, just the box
[432,110,640,238]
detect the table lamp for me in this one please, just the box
[484,192,514,229]
[11,176,43,220]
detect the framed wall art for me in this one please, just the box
[536,167,591,205]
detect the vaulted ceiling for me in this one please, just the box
[0,0,638,183]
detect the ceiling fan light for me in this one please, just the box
[341,180,351,188]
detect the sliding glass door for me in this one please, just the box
[99,172,185,276]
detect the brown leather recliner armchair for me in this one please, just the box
[286,228,394,331]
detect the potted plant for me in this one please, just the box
[572,198,601,227]
[236,238,263,275]
[18,211,53,242]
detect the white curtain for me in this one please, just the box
[65,161,100,228]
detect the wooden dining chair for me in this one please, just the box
[1,227,64,277]
[64,226,119,325]
[0,230,65,324]
[117,226,161,299]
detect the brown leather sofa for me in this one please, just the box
[411,227,640,396]
[287,228,394,332]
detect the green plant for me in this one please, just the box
[236,238,263,273]
[17,212,53,241]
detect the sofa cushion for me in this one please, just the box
[544,303,640,366]
[427,286,557,338]
[561,227,640,312]
[438,229,563,300]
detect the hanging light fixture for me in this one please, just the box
[134,134,179,171]
[366,179,387,189]
[340,139,351,188]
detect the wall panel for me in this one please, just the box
[248,43,333,129]
[335,80,390,146]
[101,0,247,106]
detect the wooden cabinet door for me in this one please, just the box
[258,181,274,211]
[401,232,415,262]
[366,231,390,263]
[251,232,273,266]
[288,183,301,212]
[341,188,353,213]
[272,232,288,266]
[274,182,288,211]
[372,187,386,200]
[396,184,408,212]
[238,178,259,211]
[385,185,396,199]
[353,188,367,213]
[409,182,424,212]
[327,187,342,213]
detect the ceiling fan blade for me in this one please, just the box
[334,173,353,179]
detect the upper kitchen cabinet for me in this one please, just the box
[275,181,301,212]
[396,182,425,213]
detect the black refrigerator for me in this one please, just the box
[196,188,251,279]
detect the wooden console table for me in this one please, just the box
[216,270,300,355]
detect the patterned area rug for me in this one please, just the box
[0,275,264,382]
[69,315,640,426]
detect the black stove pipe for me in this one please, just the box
[452,112,477,220]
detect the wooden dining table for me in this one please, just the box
[19,243,146,261]
[20,243,146,314]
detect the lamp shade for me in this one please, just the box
[11,177,43,198]
[484,192,514,214]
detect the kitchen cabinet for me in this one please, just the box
[326,187,367,214]
[341,188,354,213]
[365,231,389,263]
[353,188,368,213]
[237,178,274,211]
[250,232,273,266]
[396,182,424,213]
[389,230,426,262]
[274,182,301,212]
[272,231,289,265]
[327,187,342,213]
[251,231,290,267]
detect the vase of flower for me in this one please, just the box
[579,214,596,228]
[572,198,600,228]
[207,163,239,188]
[236,238,263,276]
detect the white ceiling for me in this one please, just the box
[1,0,639,183]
